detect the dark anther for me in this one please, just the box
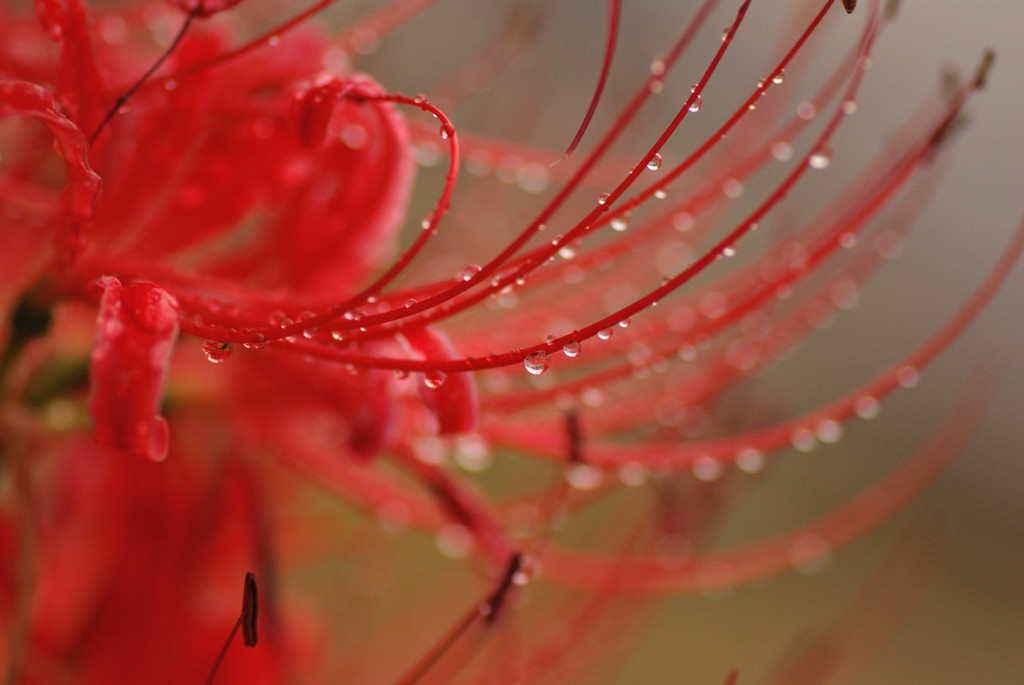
[974,50,996,90]
[484,552,523,625]
[842,0,856,13]
[242,571,258,647]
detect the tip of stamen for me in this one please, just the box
[973,50,996,90]
[842,0,856,14]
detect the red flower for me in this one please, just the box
[1,0,1021,682]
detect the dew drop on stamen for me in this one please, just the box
[438,125,449,140]
[393,369,409,380]
[647,154,663,171]
[692,456,724,482]
[815,419,844,444]
[788,535,831,575]
[771,141,794,161]
[597,192,610,205]
[772,70,786,84]
[791,428,818,452]
[617,318,630,329]
[736,447,765,473]
[688,92,703,113]
[842,99,859,115]
[202,340,232,363]
[854,395,881,420]
[567,464,603,490]
[523,350,550,375]
[424,370,447,388]
[722,179,744,198]
[808,147,832,170]
[618,462,647,487]
[896,366,920,388]
[267,35,281,47]
[562,340,582,358]
[597,328,614,340]
[654,189,668,200]
[610,216,630,232]
[435,525,473,559]
[457,264,480,281]
[796,101,817,120]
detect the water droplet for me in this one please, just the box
[896,366,920,388]
[791,428,818,452]
[721,26,731,41]
[796,101,817,120]
[558,245,576,260]
[841,99,858,115]
[723,245,737,257]
[771,141,794,161]
[597,328,613,340]
[854,396,880,419]
[618,462,647,487]
[393,368,410,380]
[562,340,582,358]
[523,350,550,375]
[438,125,449,140]
[267,35,281,47]
[202,340,232,363]
[454,435,493,472]
[736,448,765,473]
[424,370,447,388]
[567,464,603,490]
[647,154,662,171]
[617,318,630,329]
[435,525,473,559]
[808,147,832,169]
[650,59,666,76]
[692,456,724,482]
[597,192,610,205]
[815,419,844,444]
[457,264,481,281]
[722,179,744,198]
[688,93,703,113]
[654,189,668,200]
[610,216,629,232]
[788,535,830,574]
[772,70,785,84]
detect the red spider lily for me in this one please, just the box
[0,0,1020,683]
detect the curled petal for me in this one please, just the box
[399,327,478,434]
[0,80,102,261]
[290,78,350,148]
[32,0,105,131]
[88,277,180,461]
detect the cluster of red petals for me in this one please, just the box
[0,0,1019,682]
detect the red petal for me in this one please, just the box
[399,327,478,434]
[88,277,180,461]
[0,81,102,259]
[32,0,105,132]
